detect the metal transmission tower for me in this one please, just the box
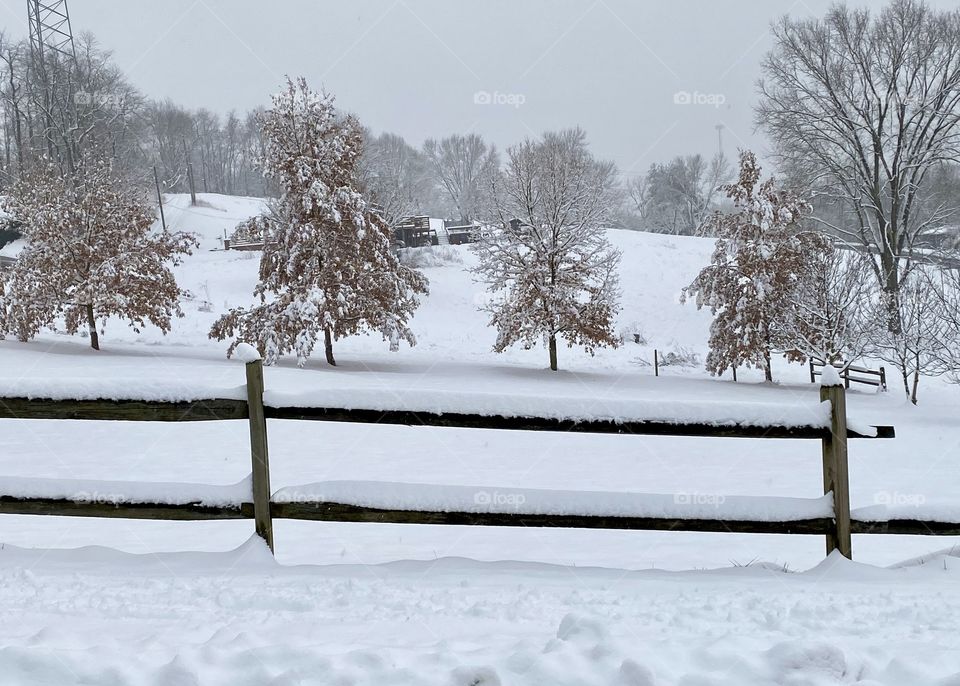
[27,0,77,63]
[27,0,79,165]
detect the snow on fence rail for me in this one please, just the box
[0,354,910,559]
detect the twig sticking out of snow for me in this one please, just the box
[819,364,842,387]
[233,343,262,363]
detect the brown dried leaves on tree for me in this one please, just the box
[683,151,827,381]
[473,128,621,371]
[210,78,428,367]
[0,158,195,350]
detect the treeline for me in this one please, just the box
[0,31,268,197]
[0,30,728,228]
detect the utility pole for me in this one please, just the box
[154,166,167,231]
[715,124,725,158]
[181,137,197,206]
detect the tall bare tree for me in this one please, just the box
[757,0,960,332]
[423,133,498,221]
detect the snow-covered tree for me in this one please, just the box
[877,269,954,404]
[683,150,826,381]
[357,131,433,230]
[423,134,499,221]
[780,246,878,367]
[473,128,621,371]
[210,78,428,367]
[0,157,195,350]
[757,0,960,332]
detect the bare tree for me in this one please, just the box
[757,0,960,332]
[358,131,432,229]
[876,269,953,403]
[473,128,621,371]
[779,246,878,367]
[423,133,498,221]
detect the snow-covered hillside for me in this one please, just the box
[3,194,960,685]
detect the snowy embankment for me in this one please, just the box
[2,194,960,682]
[1,539,960,685]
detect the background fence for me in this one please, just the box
[1,357,941,561]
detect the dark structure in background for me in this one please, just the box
[395,216,436,248]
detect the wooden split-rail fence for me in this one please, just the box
[3,356,948,561]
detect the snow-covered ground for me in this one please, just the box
[2,193,960,684]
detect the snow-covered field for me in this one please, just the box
[3,193,960,684]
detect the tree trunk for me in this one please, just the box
[548,334,558,371]
[763,348,773,382]
[910,369,920,406]
[324,326,336,366]
[85,304,100,351]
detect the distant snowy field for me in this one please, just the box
[2,194,960,684]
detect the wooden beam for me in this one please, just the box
[271,501,833,535]
[851,520,960,536]
[821,381,852,558]
[0,397,248,422]
[0,496,251,520]
[265,405,893,440]
[245,359,274,553]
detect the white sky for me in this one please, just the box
[5,0,958,176]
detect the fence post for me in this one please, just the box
[879,366,887,392]
[820,377,851,559]
[244,357,274,553]
[654,349,659,377]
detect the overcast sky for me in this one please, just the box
[3,0,956,176]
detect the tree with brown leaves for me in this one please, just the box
[210,78,428,367]
[474,128,621,371]
[683,151,826,381]
[0,157,195,350]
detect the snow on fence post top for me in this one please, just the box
[234,343,262,364]
[820,363,842,388]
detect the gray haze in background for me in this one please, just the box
[3,0,957,175]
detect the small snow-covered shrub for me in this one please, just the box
[620,321,647,345]
[659,346,701,368]
[398,245,463,268]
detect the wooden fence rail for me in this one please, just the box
[810,359,887,391]
[0,356,911,560]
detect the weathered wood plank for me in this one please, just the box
[851,520,960,536]
[0,397,894,439]
[0,397,248,422]
[0,496,252,520]
[266,405,893,440]
[271,501,834,535]
[245,359,274,552]
[821,382,852,558]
